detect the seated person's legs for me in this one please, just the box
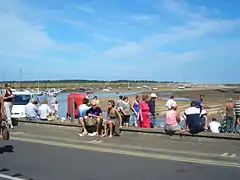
[165,124,181,132]
[203,115,208,130]
[78,116,88,136]
[108,120,116,138]
[95,117,102,135]
[165,124,185,135]
[102,119,108,137]
[190,119,205,134]
[102,120,117,138]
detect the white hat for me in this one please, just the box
[150,93,158,98]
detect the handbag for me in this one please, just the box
[85,118,97,126]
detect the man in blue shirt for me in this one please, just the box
[196,94,209,109]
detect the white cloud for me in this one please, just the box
[59,18,92,29]
[102,17,239,59]
[0,13,55,60]
[103,0,240,60]
[0,1,94,63]
[130,15,150,21]
[74,4,96,13]
[159,0,208,20]
[103,42,143,58]
[149,50,205,64]
[89,33,124,44]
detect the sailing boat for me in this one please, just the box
[127,81,131,90]
[34,81,42,95]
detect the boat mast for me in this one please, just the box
[20,68,23,89]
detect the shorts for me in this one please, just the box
[165,124,181,132]
[79,116,88,119]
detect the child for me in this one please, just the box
[209,118,221,133]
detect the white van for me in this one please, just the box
[11,90,32,119]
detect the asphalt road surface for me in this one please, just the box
[0,140,239,180]
[0,123,239,180]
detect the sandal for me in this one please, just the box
[101,134,107,137]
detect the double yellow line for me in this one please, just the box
[11,135,240,168]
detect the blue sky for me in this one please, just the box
[0,0,239,83]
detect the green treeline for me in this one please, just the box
[0,79,175,84]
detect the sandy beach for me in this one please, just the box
[96,86,238,119]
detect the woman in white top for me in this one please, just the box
[38,99,52,121]
[165,95,177,110]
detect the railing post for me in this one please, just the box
[71,97,75,122]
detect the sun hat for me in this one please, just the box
[150,93,158,98]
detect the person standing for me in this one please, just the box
[165,95,177,110]
[116,95,123,110]
[139,94,150,128]
[131,95,140,127]
[0,96,5,120]
[51,94,59,118]
[2,83,14,128]
[224,97,235,133]
[196,94,209,109]
[92,96,100,105]
[119,96,131,127]
[148,93,157,128]
[234,96,240,133]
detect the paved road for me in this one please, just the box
[0,123,239,180]
[11,123,240,157]
[0,140,240,180]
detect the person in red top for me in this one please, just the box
[139,94,150,128]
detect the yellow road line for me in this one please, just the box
[11,133,240,160]
[11,136,240,168]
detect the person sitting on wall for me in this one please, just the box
[85,101,103,136]
[165,102,185,135]
[38,99,52,121]
[78,100,102,136]
[102,100,122,138]
[78,98,90,136]
[25,98,39,120]
[184,100,208,134]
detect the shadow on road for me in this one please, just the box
[0,145,14,154]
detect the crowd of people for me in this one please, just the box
[24,93,59,121]
[78,93,240,137]
[1,82,240,136]
[0,83,59,127]
[77,93,159,137]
